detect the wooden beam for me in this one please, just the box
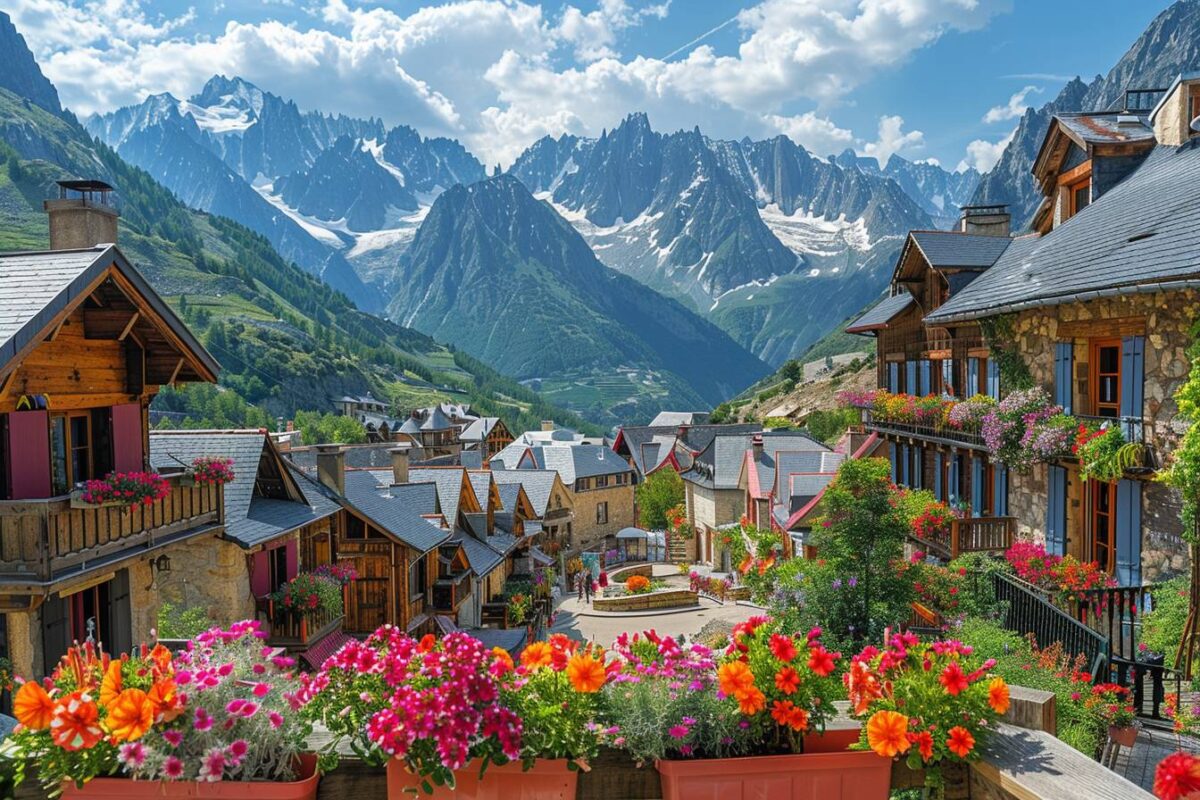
[46,319,66,342]
[1057,316,1146,339]
[167,358,185,386]
[118,312,140,341]
[1056,158,1093,187]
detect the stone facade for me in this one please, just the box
[569,483,635,554]
[156,536,256,627]
[1005,289,1196,582]
[684,482,746,566]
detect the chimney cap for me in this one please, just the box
[56,179,114,193]
[315,444,344,454]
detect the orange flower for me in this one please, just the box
[771,701,810,732]
[910,730,934,763]
[99,660,123,707]
[106,688,154,742]
[774,666,800,695]
[148,644,173,675]
[418,633,436,653]
[491,647,515,675]
[520,641,553,670]
[49,691,103,751]
[947,726,975,758]
[844,660,884,715]
[866,710,911,758]
[718,661,756,699]
[737,687,766,715]
[566,653,607,693]
[987,677,1010,715]
[14,681,55,731]
[147,679,183,723]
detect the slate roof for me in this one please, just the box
[408,468,469,524]
[491,470,559,516]
[459,417,500,442]
[467,472,493,511]
[420,406,453,431]
[287,444,409,472]
[1055,113,1155,145]
[909,231,1013,269]
[682,433,757,490]
[788,473,838,509]
[492,443,631,484]
[497,483,523,514]
[648,411,709,426]
[0,244,218,378]
[846,292,916,333]
[334,470,450,552]
[770,451,844,499]
[149,431,337,549]
[451,530,504,575]
[927,143,1200,324]
[399,418,422,434]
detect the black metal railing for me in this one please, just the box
[863,415,988,450]
[1065,584,1158,662]
[1109,655,1185,722]
[993,572,1110,679]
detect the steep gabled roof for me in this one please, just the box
[927,144,1200,324]
[333,471,450,553]
[459,417,501,442]
[408,467,477,525]
[0,244,218,382]
[491,469,562,517]
[420,406,453,431]
[846,292,916,334]
[908,231,1012,269]
[682,433,757,490]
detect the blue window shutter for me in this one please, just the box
[986,360,1001,400]
[900,445,910,487]
[967,358,980,396]
[992,464,1008,516]
[914,448,923,489]
[1046,466,1066,556]
[906,361,918,395]
[971,457,984,516]
[919,360,931,396]
[934,452,944,501]
[949,456,961,504]
[889,443,897,483]
[1120,336,1145,440]
[1054,342,1073,414]
[1115,479,1143,586]
[942,359,955,396]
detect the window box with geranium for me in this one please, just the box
[646,617,892,800]
[10,622,317,799]
[185,456,236,487]
[299,628,608,799]
[849,633,1009,799]
[71,471,171,508]
[268,573,345,644]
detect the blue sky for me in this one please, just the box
[8,0,1173,170]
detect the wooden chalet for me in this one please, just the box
[0,182,223,677]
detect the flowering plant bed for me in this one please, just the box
[189,456,236,486]
[625,575,651,594]
[1004,541,1114,612]
[310,563,358,586]
[270,573,344,621]
[848,632,1009,795]
[73,471,171,507]
[10,622,313,795]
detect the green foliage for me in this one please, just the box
[1141,577,1191,667]
[635,469,685,531]
[293,410,368,445]
[709,402,734,424]
[779,359,802,384]
[156,602,215,639]
[1078,427,1143,483]
[978,315,1033,394]
[761,416,792,429]
[1161,315,1200,539]
[804,407,858,445]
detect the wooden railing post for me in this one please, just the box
[950,519,961,559]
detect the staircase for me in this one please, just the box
[666,530,690,563]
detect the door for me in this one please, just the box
[341,544,391,633]
[1091,479,1117,573]
[1091,339,1122,418]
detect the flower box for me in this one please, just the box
[61,754,320,799]
[655,748,890,800]
[386,758,576,800]
[68,492,130,509]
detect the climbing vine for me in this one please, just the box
[1161,316,1200,541]
[978,314,1034,394]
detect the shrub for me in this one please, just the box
[1141,577,1190,667]
[156,602,216,639]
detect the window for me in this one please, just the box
[268,545,289,594]
[596,475,609,489]
[1066,176,1090,219]
[1090,339,1122,418]
[48,411,108,495]
[1190,87,1200,135]
[596,501,608,525]
[1091,479,1116,572]
[409,556,428,600]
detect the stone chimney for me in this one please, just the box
[315,445,346,496]
[389,444,411,485]
[541,420,555,432]
[1151,75,1200,147]
[751,433,764,461]
[44,180,119,250]
[958,205,1010,237]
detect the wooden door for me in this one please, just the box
[1091,479,1117,573]
[340,542,392,633]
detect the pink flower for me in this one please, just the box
[228,739,248,764]
[193,708,214,732]
[199,748,226,782]
[239,701,260,717]
[669,725,689,739]
[252,682,271,698]
[118,742,147,769]
[268,711,284,729]
[162,756,185,780]
[162,729,183,747]
[217,663,234,677]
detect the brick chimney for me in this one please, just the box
[541,420,555,432]
[44,180,119,250]
[315,445,346,496]
[389,444,410,485]
[957,204,1010,238]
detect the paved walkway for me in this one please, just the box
[1114,724,1200,793]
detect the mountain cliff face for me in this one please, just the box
[0,13,61,115]
[971,0,1200,228]
[388,175,769,423]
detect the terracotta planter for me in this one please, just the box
[62,754,319,799]
[1109,724,1138,748]
[386,758,576,799]
[655,744,890,800]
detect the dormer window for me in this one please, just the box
[1067,175,1090,217]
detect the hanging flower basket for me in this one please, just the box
[187,456,236,487]
[70,471,171,508]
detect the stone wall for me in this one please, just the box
[156,536,255,627]
[685,483,745,565]
[1005,290,1195,580]
[570,484,635,554]
[592,589,698,612]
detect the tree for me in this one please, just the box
[780,359,803,384]
[636,468,685,530]
[294,410,368,445]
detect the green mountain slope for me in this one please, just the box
[0,86,593,435]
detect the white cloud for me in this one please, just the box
[982,85,1041,123]
[862,115,924,165]
[10,0,1010,166]
[915,157,941,167]
[957,128,1016,173]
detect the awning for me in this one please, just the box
[616,527,649,540]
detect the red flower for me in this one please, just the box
[947,726,975,758]
[807,647,836,677]
[1155,752,1200,800]
[939,661,969,696]
[909,730,935,763]
[769,634,797,663]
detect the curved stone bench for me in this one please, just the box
[592,588,699,612]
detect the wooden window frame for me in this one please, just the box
[1066,175,1091,219]
[50,410,97,493]
[1090,479,1117,573]
[596,501,608,525]
[408,555,428,602]
[1089,338,1122,418]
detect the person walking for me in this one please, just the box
[575,572,584,601]
[584,575,593,603]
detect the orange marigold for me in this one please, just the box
[106,687,154,742]
[520,641,553,670]
[566,653,607,693]
[947,726,976,758]
[736,687,766,715]
[774,666,800,695]
[718,660,756,699]
[49,691,103,751]
[987,677,1010,715]
[13,681,54,731]
[866,710,911,759]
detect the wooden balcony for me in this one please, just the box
[258,589,346,650]
[863,413,987,450]
[431,569,472,612]
[912,516,1013,559]
[0,475,223,593]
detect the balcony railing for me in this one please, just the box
[887,327,984,361]
[912,516,1014,559]
[431,570,472,612]
[257,588,346,649]
[863,414,987,449]
[0,475,223,588]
